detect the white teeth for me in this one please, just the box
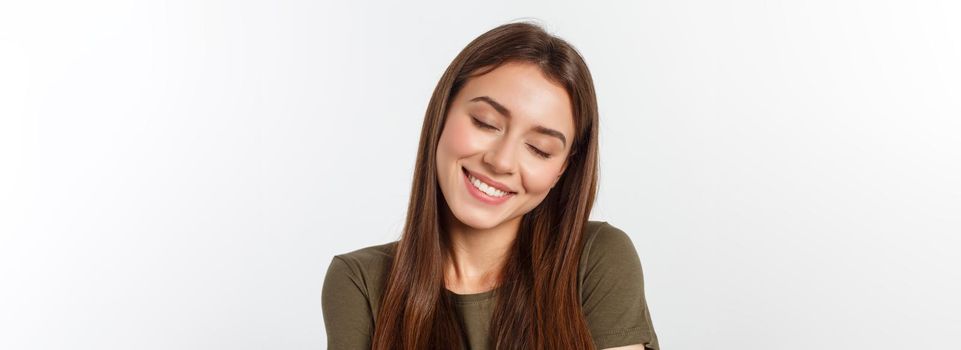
[468,173,509,197]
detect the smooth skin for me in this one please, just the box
[434,62,645,350]
[435,61,573,294]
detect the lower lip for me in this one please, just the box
[463,168,515,205]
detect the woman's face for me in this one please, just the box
[436,61,575,230]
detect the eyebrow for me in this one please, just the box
[469,96,568,148]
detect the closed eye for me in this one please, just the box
[471,116,498,131]
[471,115,551,159]
[527,144,552,159]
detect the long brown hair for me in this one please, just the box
[372,21,600,350]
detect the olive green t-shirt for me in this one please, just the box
[321,221,659,349]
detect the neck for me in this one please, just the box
[442,213,522,294]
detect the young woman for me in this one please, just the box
[322,22,659,350]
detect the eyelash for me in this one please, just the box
[471,117,499,131]
[471,116,552,159]
[528,145,552,159]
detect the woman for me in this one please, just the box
[322,22,658,350]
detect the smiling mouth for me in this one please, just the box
[462,167,516,197]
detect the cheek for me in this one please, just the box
[520,163,562,195]
[437,117,481,158]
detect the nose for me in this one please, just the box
[482,138,516,175]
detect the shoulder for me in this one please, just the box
[578,220,647,303]
[578,221,659,349]
[322,241,397,348]
[323,240,397,305]
[580,220,641,270]
[582,220,635,250]
[331,240,397,275]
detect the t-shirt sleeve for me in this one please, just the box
[322,256,374,350]
[581,222,660,350]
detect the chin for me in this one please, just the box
[450,209,503,230]
[456,204,537,232]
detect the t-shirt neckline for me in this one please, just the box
[444,287,500,303]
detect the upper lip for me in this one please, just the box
[464,167,516,193]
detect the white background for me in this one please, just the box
[2,1,960,349]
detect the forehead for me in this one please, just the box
[455,62,575,139]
